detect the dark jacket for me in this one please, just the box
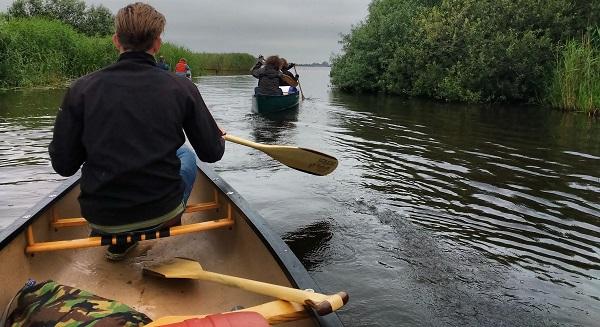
[49,51,225,227]
[251,61,283,95]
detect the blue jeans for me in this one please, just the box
[177,145,197,204]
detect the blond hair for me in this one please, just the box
[115,2,165,51]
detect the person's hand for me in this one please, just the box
[257,54,264,61]
[219,127,227,136]
[294,74,299,79]
[289,62,295,68]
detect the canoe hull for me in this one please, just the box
[0,164,343,326]
[253,93,300,113]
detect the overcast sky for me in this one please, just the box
[0,0,371,63]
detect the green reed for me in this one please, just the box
[0,17,255,88]
[0,17,116,88]
[548,33,600,116]
[157,44,255,75]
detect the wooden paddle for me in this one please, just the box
[143,257,348,316]
[223,134,338,176]
[293,66,306,101]
[145,300,308,326]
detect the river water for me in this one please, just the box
[1,67,599,326]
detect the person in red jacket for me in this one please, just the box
[49,3,225,261]
[175,58,191,79]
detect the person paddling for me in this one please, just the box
[251,55,283,95]
[157,55,170,71]
[279,58,299,93]
[175,58,192,79]
[49,2,225,261]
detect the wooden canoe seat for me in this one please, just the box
[25,191,234,254]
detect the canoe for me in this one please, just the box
[253,89,300,114]
[0,163,345,326]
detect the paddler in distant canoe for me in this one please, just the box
[251,54,283,95]
[175,57,192,79]
[279,58,299,93]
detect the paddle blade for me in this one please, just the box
[223,134,338,176]
[143,257,204,279]
[263,146,338,176]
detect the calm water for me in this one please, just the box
[1,67,599,326]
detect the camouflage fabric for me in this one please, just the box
[6,280,152,327]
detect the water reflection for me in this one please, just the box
[282,220,332,271]
[0,89,64,118]
[329,90,600,279]
[249,108,298,144]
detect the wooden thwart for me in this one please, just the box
[25,200,233,254]
[51,191,220,229]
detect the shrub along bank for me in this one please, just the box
[331,0,600,113]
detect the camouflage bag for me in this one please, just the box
[4,280,152,327]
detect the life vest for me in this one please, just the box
[175,61,187,73]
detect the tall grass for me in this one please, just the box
[158,44,255,74]
[548,32,600,116]
[0,17,115,87]
[0,17,255,88]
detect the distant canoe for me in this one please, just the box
[253,87,300,114]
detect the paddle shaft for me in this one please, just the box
[223,134,267,150]
[183,269,347,315]
[293,66,305,100]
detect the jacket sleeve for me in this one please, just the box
[250,61,263,78]
[48,87,86,176]
[183,87,225,163]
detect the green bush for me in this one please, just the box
[331,0,422,93]
[331,0,600,104]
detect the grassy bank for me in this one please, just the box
[0,17,255,88]
[547,34,600,116]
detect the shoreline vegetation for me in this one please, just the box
[331,0,599,116]
[0,0,255,90]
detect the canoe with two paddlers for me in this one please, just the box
[253,86,300,114]
[0,163,347,326]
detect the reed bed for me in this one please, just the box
[0,17,255,88]
[548,34,600,116]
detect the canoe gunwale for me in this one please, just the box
[0,172,80,250]
[0,164,344,326]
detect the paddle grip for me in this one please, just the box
[307,291,349,316]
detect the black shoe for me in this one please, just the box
[105,242,138,261]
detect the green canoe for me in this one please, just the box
[253,92,300,114]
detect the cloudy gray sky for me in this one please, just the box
[0,0,371,63]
